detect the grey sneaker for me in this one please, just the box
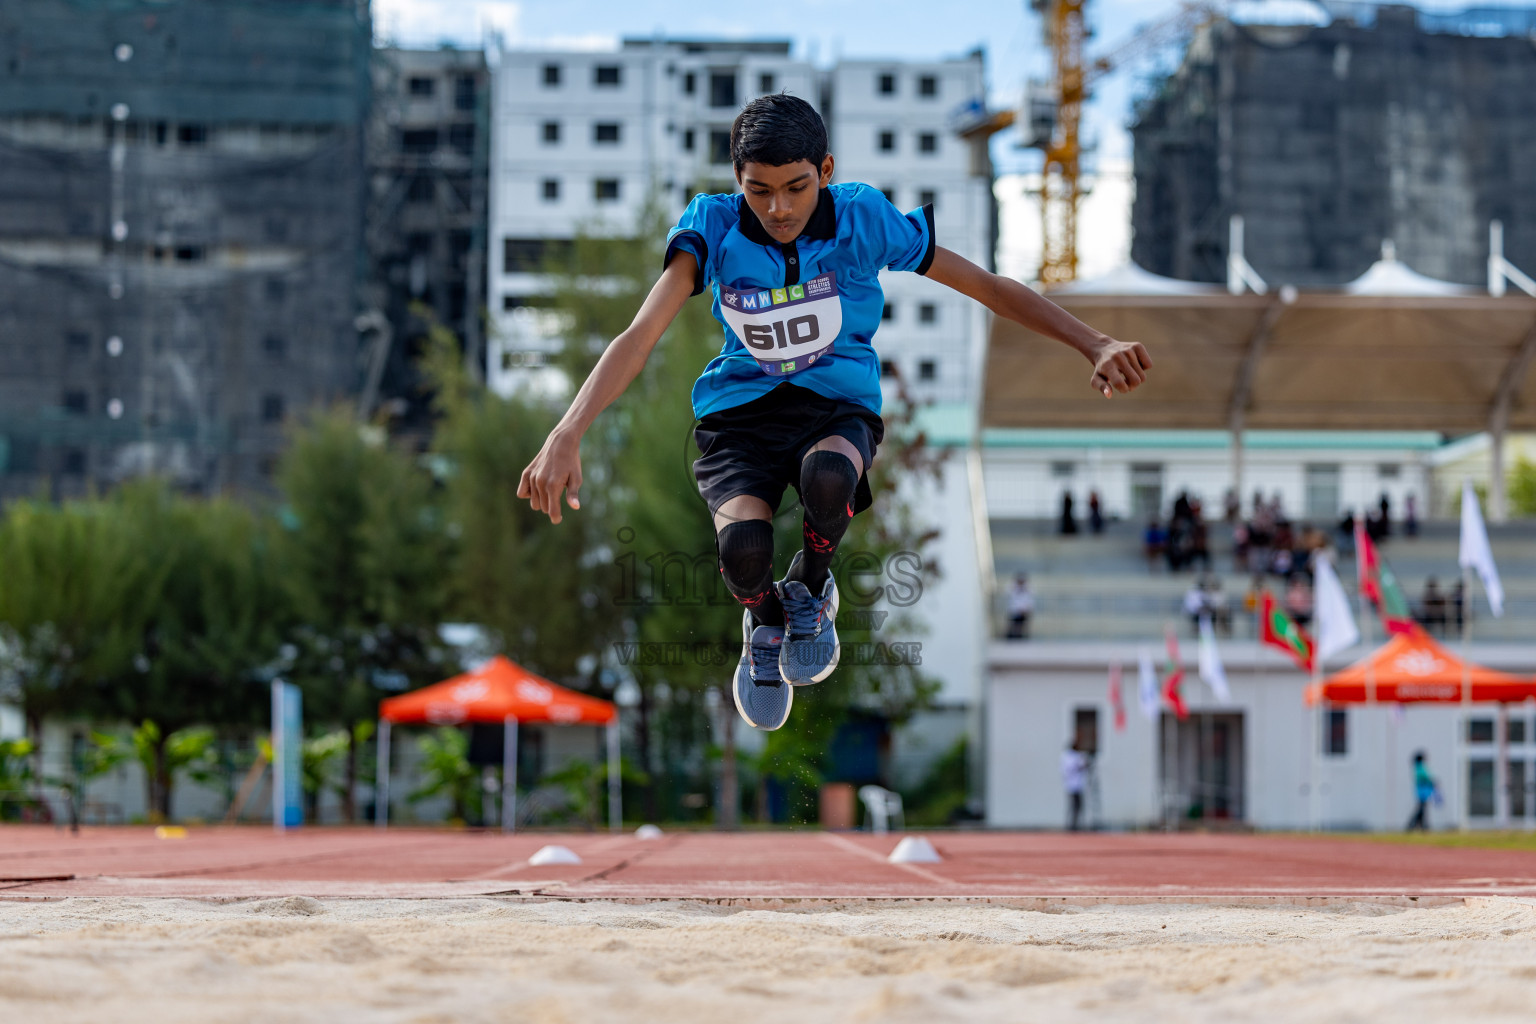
[733,611,792,730]
[776,550,840,685]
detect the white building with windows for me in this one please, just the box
[485,38,994,407]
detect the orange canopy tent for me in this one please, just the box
[375,656,619,833]
[1305,630,1536,705]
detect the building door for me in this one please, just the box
[1130,463,1164,522]
[1159,712,1245,824]
[1304,463,1341,521]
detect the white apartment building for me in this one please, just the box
[827,55,991,405]
[485,38,994,408]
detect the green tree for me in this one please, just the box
[0,499,145,776]
[88,484,279,818]
[276,408,453,820]
[407,727,478,824]
[422,323,612,683]
[1509,457,1536,518]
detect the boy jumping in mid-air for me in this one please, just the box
[519,95,1150,730]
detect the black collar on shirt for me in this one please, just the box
[737,187,836,246]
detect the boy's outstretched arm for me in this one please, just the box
[924,246,1151,398]
[517,253,698,524]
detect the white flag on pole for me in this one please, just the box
[1312,552,1360,662]
[1460,480,1504,617]
[1137,647,1160,720]
[1197,615,1231,702]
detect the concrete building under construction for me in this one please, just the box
[0,0,371,498]
[1131,2,1536,287]
[366,46,488,435]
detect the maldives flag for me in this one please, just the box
[1162,626,1189,720]
[1354,520,1417,636]
[1260,591,1315,672]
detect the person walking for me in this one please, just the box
[1061,742,1090,831]
[1407,751,1437,831]
[1006,573,1035,640]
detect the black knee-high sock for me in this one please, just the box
[716,519,783,628]
[793,450,858,591]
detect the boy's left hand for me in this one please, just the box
[1089,337,1152,398]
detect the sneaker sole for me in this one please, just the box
[736,610,792,730]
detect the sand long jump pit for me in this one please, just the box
[3,828,1536,1022]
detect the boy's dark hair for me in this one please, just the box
[730,94,828,172]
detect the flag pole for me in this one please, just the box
[1460,561,1472,832]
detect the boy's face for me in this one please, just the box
[737,154,835,243]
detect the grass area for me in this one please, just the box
[1313,830,1536,852]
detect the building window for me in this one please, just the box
[408,76,435,97]
[401,128,437,154]
[265,278,285,302]
[542,178,560,201]
[878,130,896,153]
[683,71,696,95]
[406,176,434,203]
[177,123,207,146]
[63,390,88,415]
[918,188,937,209]
[501,294,521,311]
[708,129,731,166]
[454,74,477,111]
[880,359,897,378]
[262,334,286,359]
[918,74,938,98]
[918,302,937,325]
[918,359,937,381]
[758,72,775,94]
[709,72,737,108]
[1305,463,1341,520]
[882,302,895,322]
[65,330,89,355]
[1051,461,1077,479]
[593,122,621,144]
[543,63,561,86]
[448,123,474,155]
[918,132,938,154]
[879,186,896,204]
[682,128,695,152]
[878,71,896,96]
[594,64,622,87]
[1469,758,1496,817]
[542,121,560,144]
[62,448,86,476]
[261,394,285,424]
[1323,708,1348,756]
[594,178,621,202]
[174,245,205,263]
[1468,717,1495,743]
[1378,463,1401,479]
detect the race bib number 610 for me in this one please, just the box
[719,272,842,376]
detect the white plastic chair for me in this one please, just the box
[858,785,905,834]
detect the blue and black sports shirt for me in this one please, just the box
[664,182,936,419]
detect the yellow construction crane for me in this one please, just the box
[1027,0,1224,285]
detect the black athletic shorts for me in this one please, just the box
[692,382,884,519]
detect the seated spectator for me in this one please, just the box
[1284,573,1314,626]
[1420,576,1447,634]
[1207,579,1233,635]
[1233,522,1251,573]
[1144,518,1167,572]
[1184,580,1209,631]
[1405,493,1419,538]
[1059,491,1078,535]
[1224,487,1241,523]
[1088,489,1104,534]
[1271,547,1293,577]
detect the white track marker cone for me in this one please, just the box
[634,824,663,840]
[888,836,942,863]
[528,844,583,866]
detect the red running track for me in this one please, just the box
[1,826,1534,902]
